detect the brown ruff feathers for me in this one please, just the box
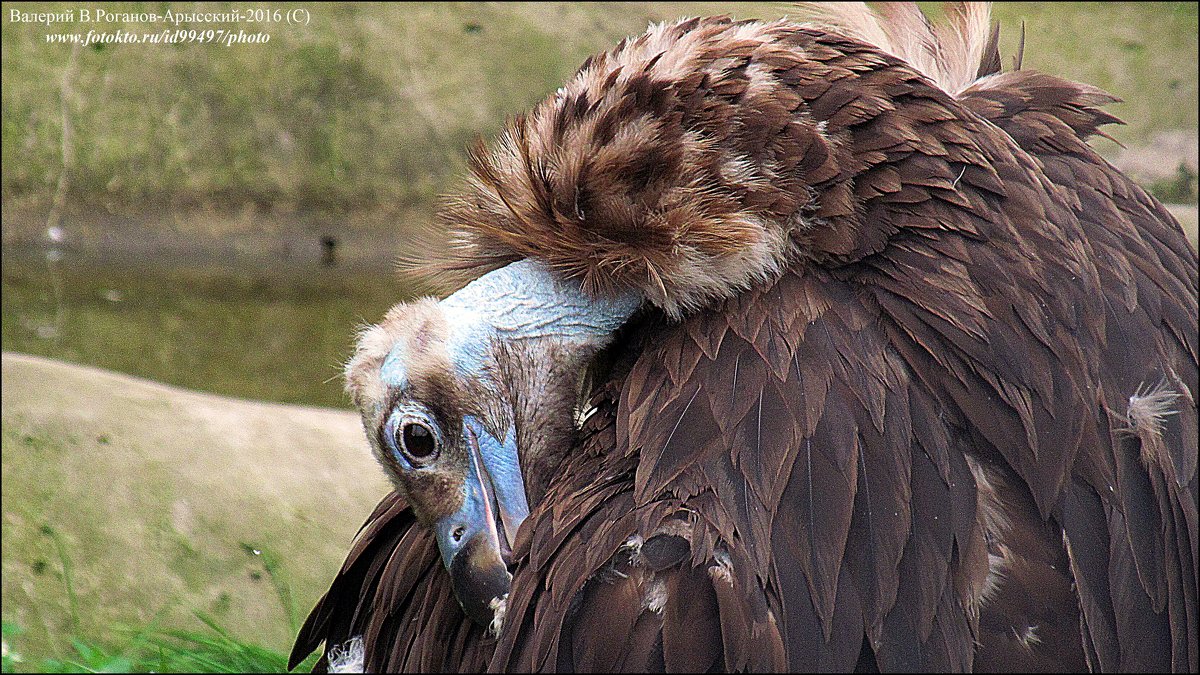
[440,15,986,317]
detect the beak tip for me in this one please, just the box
[448,535,513,627]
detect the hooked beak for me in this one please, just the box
[432,417,529,626]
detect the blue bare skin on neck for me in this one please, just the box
[379,259,642,389]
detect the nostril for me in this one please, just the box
[452,526,466,543]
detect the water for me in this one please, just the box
[1,247,427,409]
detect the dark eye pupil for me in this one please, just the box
[401,423,436,459]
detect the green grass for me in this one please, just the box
[1146,163,1199,204]
[2,2,1195,224]
[4,610,320,674]
[0,414,377,671]
[1,526,318,674]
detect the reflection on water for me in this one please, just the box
[1,248,426,408]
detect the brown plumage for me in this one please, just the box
[293,3,1198,672]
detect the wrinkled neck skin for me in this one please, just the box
[438,259,642,379]
[440,259,641,501]
[490,337,597,506]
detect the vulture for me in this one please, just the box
[291,3,1199,672]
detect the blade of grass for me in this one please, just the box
[41,524,79,632]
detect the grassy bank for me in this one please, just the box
[3,564,320,673]
[3,2,1196,229]
[1,353,390,668]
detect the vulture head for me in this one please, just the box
[344,259,641,625]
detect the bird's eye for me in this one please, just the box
[398,421,438,464]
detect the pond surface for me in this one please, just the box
[2,247,428,409]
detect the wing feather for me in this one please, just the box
[960,68,1198,671]
[288,492,491,673]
